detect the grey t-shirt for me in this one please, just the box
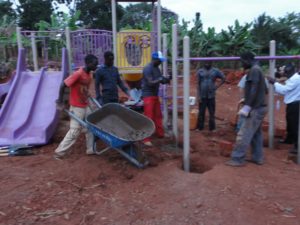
[197,67,225,99]
[142,62,163,97]
[244,64,268,108]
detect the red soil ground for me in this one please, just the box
[0,73,299,225]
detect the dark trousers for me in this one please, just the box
[286,101,299,149]
[197,98,216,130]
[231,107,267,163]
[285,105,293,142]
[102,97,118,105]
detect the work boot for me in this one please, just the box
[225,159,245,167]
[288,148,298,155]
[86,149,95,155]
[246,158,264,165]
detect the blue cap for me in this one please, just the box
[152,51,166,62]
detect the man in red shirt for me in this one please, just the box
[54,54,98,158]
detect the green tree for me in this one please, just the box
[0,0,16,21]
[119,3,177,31]
[217,20,259,56]
[251,13,275,54]
[252,13,300,55]
[17,0,53,30]
[35,11,81,31]
[75,0,124,29]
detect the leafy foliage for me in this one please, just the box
[0,1,299,64]
[74,0,124,29]
[0,1,16,21]
[17,0,53,30]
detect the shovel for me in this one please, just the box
[0,144,34,156]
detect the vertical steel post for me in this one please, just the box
[183,36,190,172]
[162,33,168,130]
[268,40,276,149]
[157,0,162,52]
[172,24,178,146]
[111,0,117,66]
[16,27,23,50]
[65,27,72,73]
[298,103,300,164]
[31,32,38,71]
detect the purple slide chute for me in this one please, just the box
[0,48,69,146]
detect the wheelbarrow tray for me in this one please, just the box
[86,103,155,148]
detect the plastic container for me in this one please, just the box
[190,109,198,130]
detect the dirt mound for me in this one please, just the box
[0,80,299,225]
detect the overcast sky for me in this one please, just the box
[119,0,299,31]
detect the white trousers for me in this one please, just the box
[55,106,93,156]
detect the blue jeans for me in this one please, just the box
[236,115,246,132]
[231,107,267,163]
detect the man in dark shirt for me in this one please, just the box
[197,61,225,131]
[142,51,170,146]
[94,51,130,105]
[226,52,268,167]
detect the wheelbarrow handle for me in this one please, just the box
[63,109,88,128]
[89,97,102,109]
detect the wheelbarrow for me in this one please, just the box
[65,99,155,168]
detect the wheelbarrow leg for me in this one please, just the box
[92,136,111,155]
[114,143,149,169]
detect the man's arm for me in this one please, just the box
[215,69,225,89]
[56,82,66,104]
[244,69,260,107]
[196,70,201,101]
[143,67,164,86]
[273,78,298,95]
[116,69,129,96]
[94,69,102,101]
[56,71,80,109]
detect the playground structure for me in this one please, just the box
[0,0,166,147]
[169,24,300,170]
[0,48,68,146]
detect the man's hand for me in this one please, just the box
[127,95,134,101]
[55,99,65,111]
[96,97,103,106]
[160,76,171,84]
[238,98,245,104]
[238,105,251,117]
[266,76,276,84]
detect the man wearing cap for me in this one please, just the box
[141,51,170,146]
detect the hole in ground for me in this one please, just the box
[181,156,214,174]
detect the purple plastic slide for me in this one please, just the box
[0,48,68,146]
[0,73,15,102]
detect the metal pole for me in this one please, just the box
[31,32,38,71]
[111,0,117,66]
[162,33,168,130]
[16,27,23,50]
[157,0,162,52]
[268,40,276,149]
[183,36,190,172]
[65,27,72,73]
[172,24,178,146]
[298,103,300,164]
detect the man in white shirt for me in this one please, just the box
[267,64,300,155]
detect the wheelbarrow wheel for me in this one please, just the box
[122,143,148,165]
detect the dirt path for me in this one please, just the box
[0,83,299,225]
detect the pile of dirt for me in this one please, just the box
[0,80,299,225]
